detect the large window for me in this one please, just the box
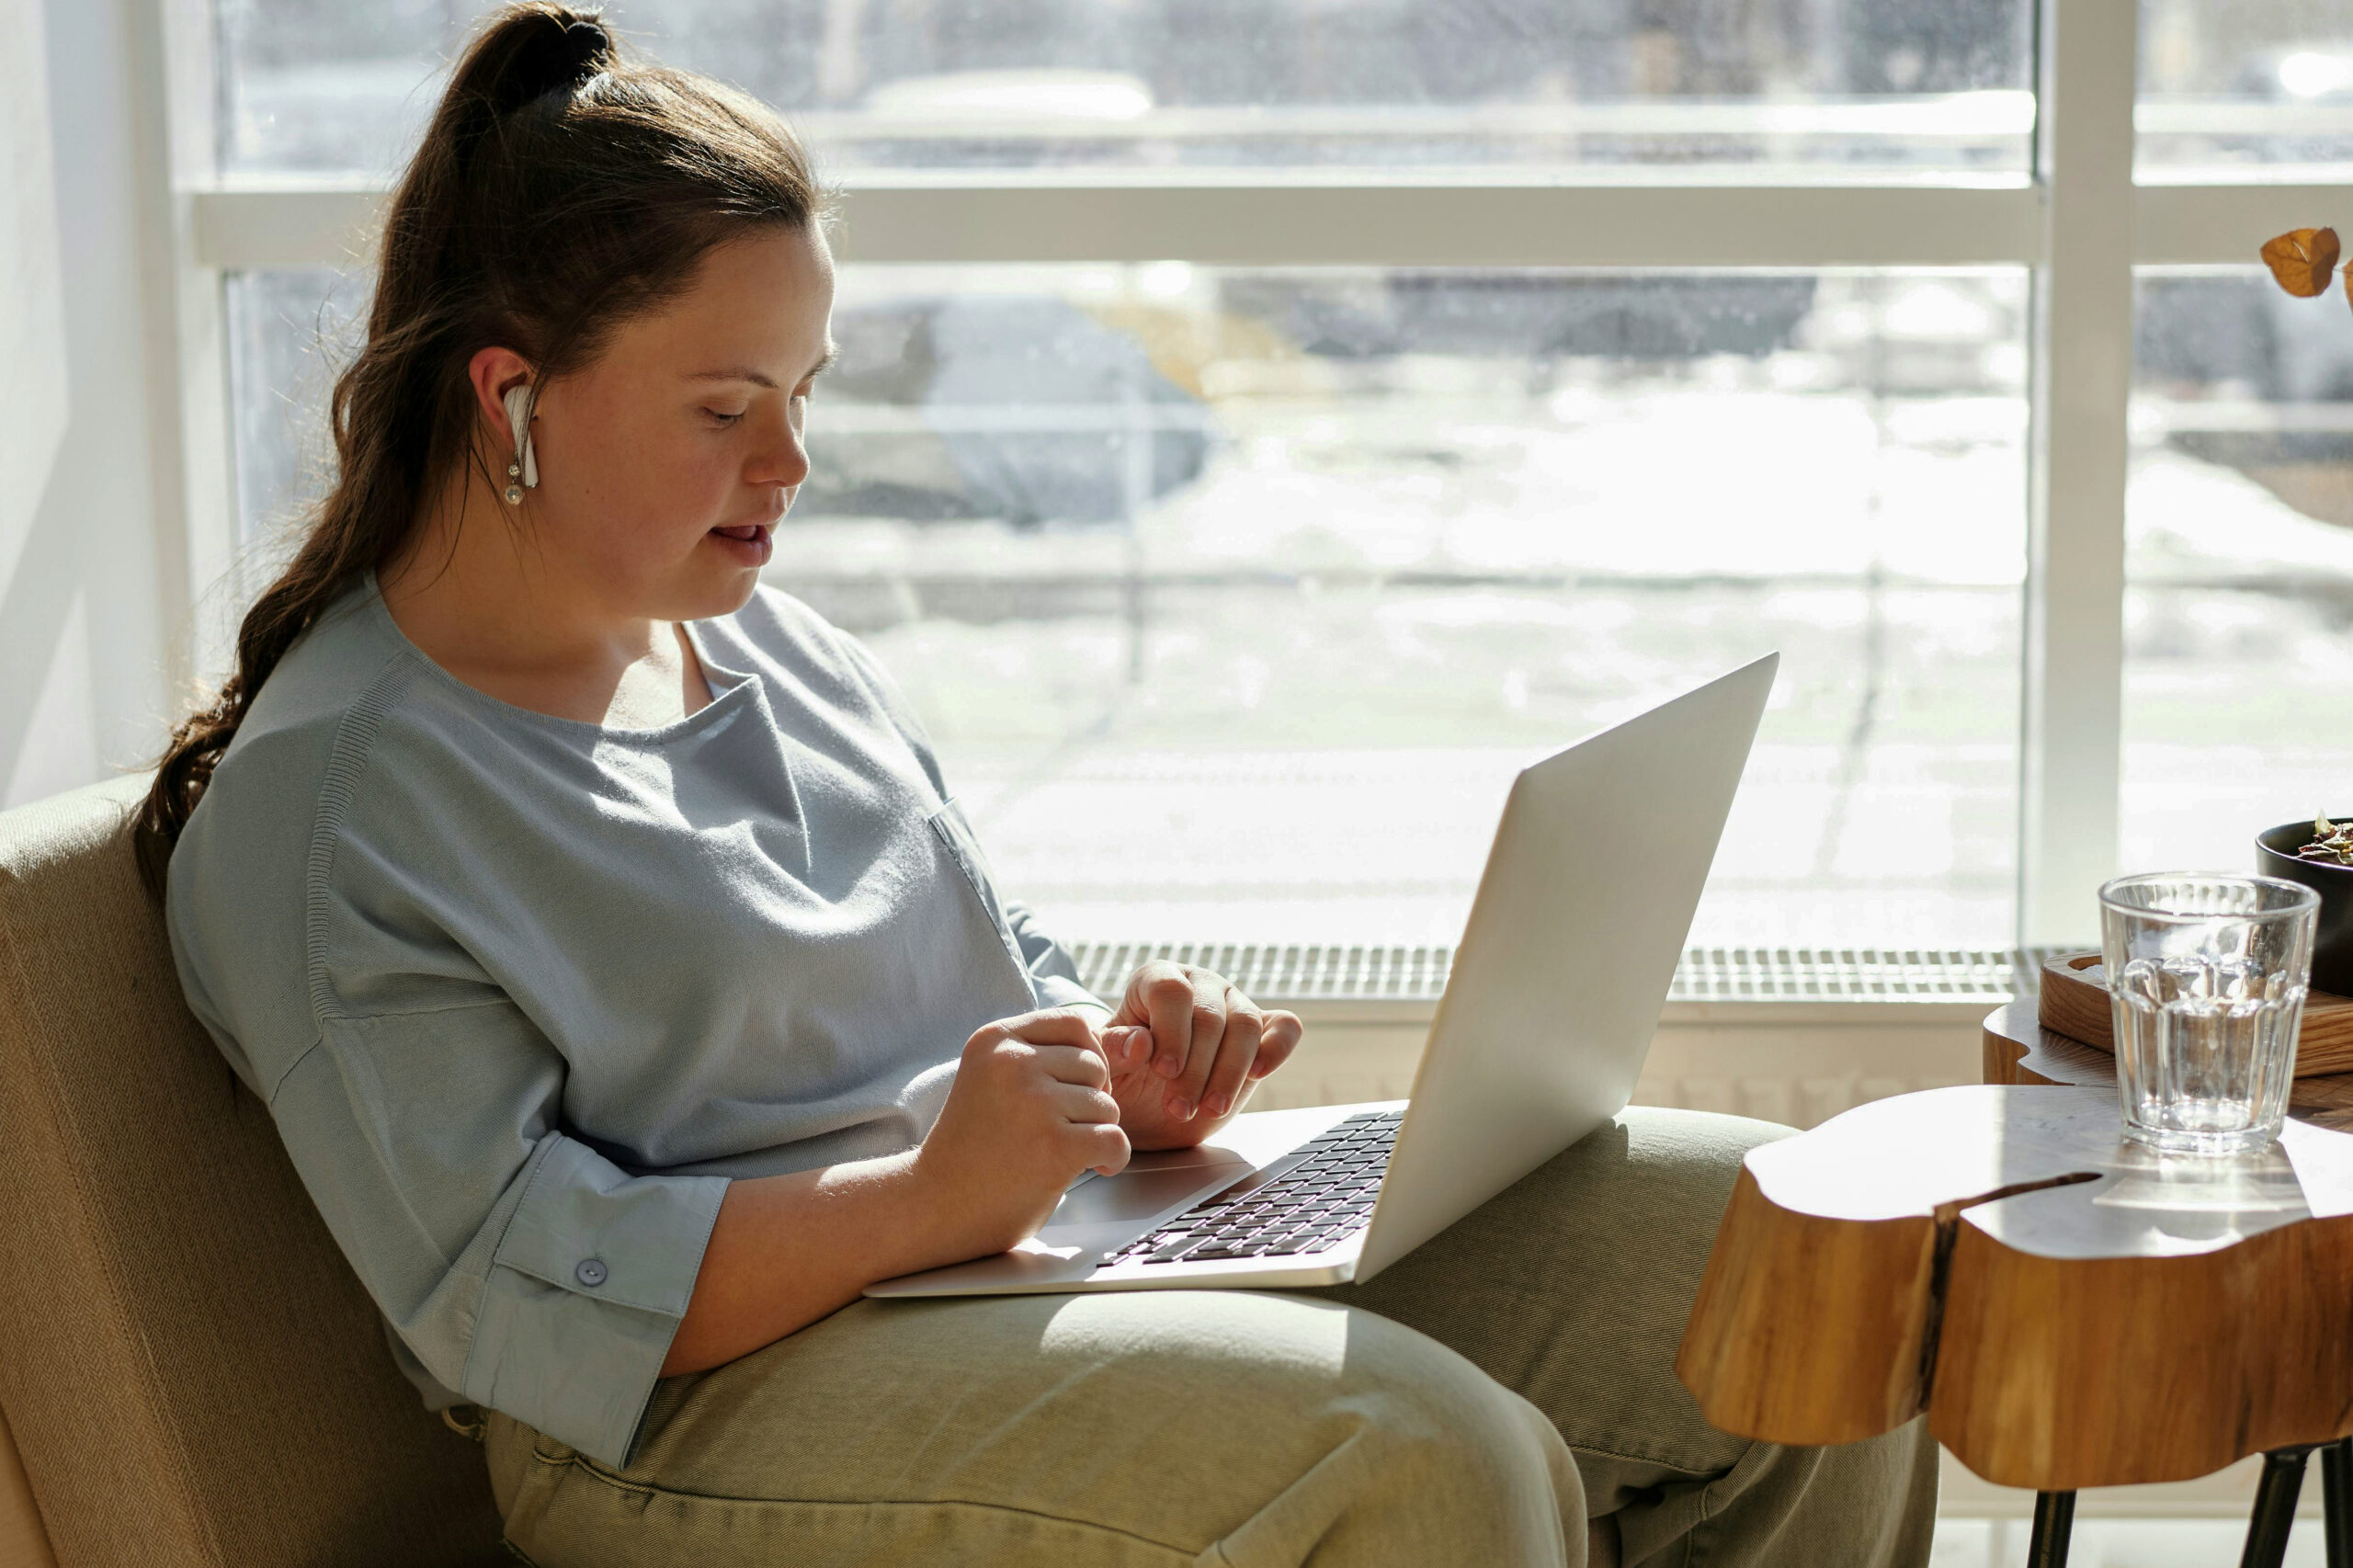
[188,1,2353,950]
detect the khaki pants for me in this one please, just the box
[486,1108,1938,1567]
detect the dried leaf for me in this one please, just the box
[2263,228,2340,297]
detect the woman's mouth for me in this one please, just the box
[708,522,774,566]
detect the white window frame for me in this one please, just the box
[139,0,2353,948]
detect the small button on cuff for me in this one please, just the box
[574,1258,608,1289]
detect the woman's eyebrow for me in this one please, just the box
[686,345,839,389]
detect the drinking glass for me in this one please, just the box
[2099,873,2320,1155]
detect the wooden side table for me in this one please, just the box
[1676,1073,2353,1568]
[1974,1000,2353,1562]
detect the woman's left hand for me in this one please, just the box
[1090,961,1302,1150]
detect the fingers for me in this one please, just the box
[1159,984,1223,1117]
[1033,1042,1110,1090]
[1105,1023,1153,1072]
[1004,1008,1108,1051]
[1048,1077,1121,1124]
[1182,982,1224,1083]
[1048,1080,1126,1177]
[1138,965,1197,1081]
[1107,958,1172,1027]
[1158,971,1226,1114]
[1080,1120,1131,1177]
[1187,992,1264,1120]
[1106,966,1302,1122]
[1116,962,1233,1091]
[983,1008,1128,1079]
[1250,1011,1303,1080]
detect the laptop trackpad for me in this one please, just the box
[1048,1160,1252,1226]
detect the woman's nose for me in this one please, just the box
[745,396,811,491]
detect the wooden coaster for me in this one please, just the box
[1986,997,2353,1132]
[2039,952,2353,1076]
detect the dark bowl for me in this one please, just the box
[2257,818,2353,997]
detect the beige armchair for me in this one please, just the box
[0,778,504,1565]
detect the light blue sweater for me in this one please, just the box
[166,579,1098,1467]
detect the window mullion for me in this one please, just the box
[198,182,2047,272]
[2019,0,2135,948]
[140,0,240,696]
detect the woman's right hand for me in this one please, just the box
[913,1007,1132,1256]
[666,1009,1131,1374]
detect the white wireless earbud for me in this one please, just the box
[502,383,539,504]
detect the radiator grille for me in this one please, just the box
[1066,942,2062,1005]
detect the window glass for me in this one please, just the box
[2124,267,2353,873]
[214,0,2032,177]
[226,267,360,557]
[2139,0,2353,176]
[229,264,2028,946]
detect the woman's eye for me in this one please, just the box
[701,407,746,427]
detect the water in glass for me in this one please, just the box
[2100,874,2319,1156]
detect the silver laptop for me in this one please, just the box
[866,653,1777,1300]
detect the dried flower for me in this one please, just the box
[2263,229,2341,297]
[2303,813,2353,866]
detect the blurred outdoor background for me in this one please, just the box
[216,0,2353,950]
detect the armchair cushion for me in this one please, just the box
[0,778,502,1567]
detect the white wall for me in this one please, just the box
[0,0,66,580]
[1,0,177,811]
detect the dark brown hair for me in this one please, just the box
[135,2,828,892]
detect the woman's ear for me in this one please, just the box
[466,346,535,441]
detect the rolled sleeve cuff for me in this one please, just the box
[462,1135,728,1469]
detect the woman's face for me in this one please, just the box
[520,224,837,623]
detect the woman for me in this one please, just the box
[143,6,1935,1564]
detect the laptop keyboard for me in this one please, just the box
[1108,1109,1403,1267]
